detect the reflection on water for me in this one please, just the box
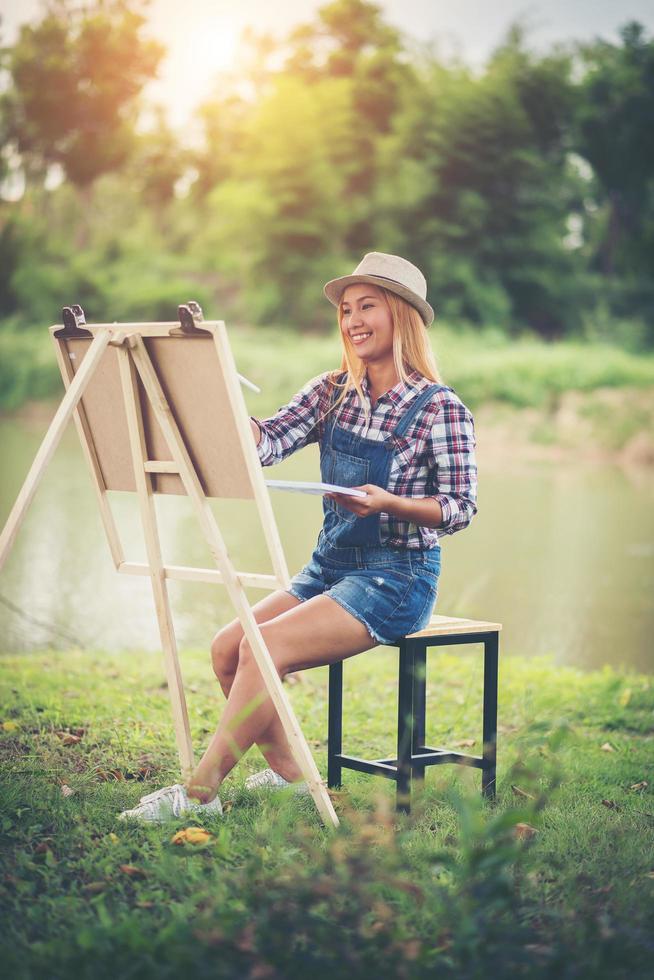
[0,414,652,672]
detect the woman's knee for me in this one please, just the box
[210,626,241,685]
[237,633,289,678]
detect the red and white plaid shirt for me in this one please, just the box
[254,369,478,549]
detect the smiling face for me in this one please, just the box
[339,283,394,366]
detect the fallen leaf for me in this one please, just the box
[511,785,536,800]
[630,781,648,791]
[57,732,82,745]
[222,800,234,814]
[108,833,119,844]
[645,871,654,879]
[82,881,106,894]
[514,823,538,840]
[119,864,146,878]
[600,742,616,752]
[171,827,214,846]
[61,784,75,797]
[135,900,155,908]
[601,799,621,811]
[2,720,18,732]
[452,738,476,748]
[34,840,53,854]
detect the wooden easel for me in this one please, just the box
[0,304,339,828]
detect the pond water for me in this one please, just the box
[0,413,652,673]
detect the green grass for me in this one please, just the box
[1,648,652,978]
[2,319,654,415]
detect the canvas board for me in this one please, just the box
[61,333,255,499]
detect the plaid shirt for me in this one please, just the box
[254,369,478,549]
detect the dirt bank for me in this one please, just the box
[471,385,654,469]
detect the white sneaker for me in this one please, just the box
[244,768,310,796]
[118,783,223,823]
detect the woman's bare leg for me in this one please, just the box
[188,595,375,801]
[210,589,304,777]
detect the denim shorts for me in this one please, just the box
[287,540,442,645]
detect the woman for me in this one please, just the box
[119,252,477,821]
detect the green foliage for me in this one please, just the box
[1,318,653,417]
[2,0,163,187]
[0,0,653,343]
[575,22,654,278]
[0,649,652,977]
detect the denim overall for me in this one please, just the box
[286,383,444,642]
[319,383,442,550]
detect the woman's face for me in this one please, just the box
[339,284,394,365]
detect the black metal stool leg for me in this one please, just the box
[482,632,499,800]
[327,661,343,789]
[411,641,427,790]
[397,640,415,813]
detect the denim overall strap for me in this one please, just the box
[319,382,441,549]
[391,384,443,439]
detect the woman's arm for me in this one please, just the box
[327,394,477,533]
[325,486,444,528]
[250,373,328,466]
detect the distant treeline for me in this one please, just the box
[0,0,653,345]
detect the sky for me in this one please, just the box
[1,0,653,126]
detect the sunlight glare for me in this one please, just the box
[149,8,242,125]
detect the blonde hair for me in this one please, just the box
[323,285,443,421]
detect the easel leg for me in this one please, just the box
[150,579,195,778]
[128,335,339,827]
[0,330,111,573]
[51,333,124,569]
[117,348,194,778]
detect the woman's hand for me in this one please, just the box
[324,484,393,517]
[325,486,445,528]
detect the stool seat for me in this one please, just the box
[407,615,503,638]
[327,615,501,813]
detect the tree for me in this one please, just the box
[575,22,654,279]
[197,74,356,327]
[2,0,163,188]
[284,0,415,250]
[375,30,579,335]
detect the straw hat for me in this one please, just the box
[323,251,434,326]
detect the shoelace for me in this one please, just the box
[247,769,289,789]
[139,783,185,805]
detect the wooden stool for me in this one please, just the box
[327,615,502,813]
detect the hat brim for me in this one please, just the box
[323,274,435,327]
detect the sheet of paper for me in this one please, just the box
[265,480,367,498]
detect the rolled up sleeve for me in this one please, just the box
[251,373,328,467]
[429,399,478,536]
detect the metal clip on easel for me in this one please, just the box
[178,300,260,394]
